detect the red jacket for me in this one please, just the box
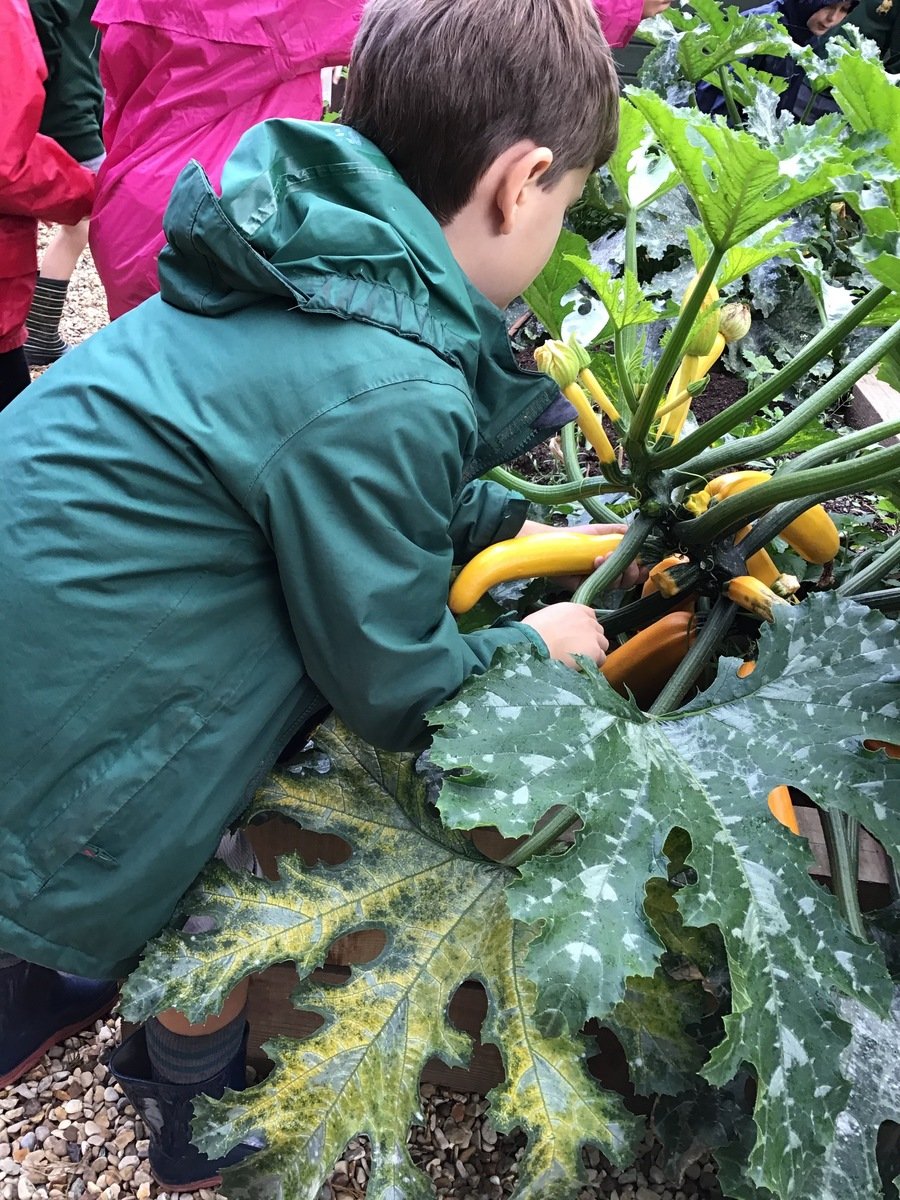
[0,0,94,350]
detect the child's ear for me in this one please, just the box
[495,145,554,235]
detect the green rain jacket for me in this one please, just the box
[0,120,568,979]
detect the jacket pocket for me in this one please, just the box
[21,703,207,895]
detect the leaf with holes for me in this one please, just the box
[564,262,660,330]
[121,719,637,1200]
[522,228,590,340]
[625,88,861,250]
[606,99,678,212]
[429,593,898,1199]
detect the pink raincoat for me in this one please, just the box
[89,0,363,317]
[595,0,645,51]
[90,0,641,319]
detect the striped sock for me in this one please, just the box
[24,276,70,367]
[145,1006,248,1085]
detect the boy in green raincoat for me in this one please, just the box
[0,0,621,1187]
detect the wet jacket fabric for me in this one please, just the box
[595,0,645,49]
[696,0,857,121]
[89,0,364,317]
[90,0,635,320]
[0,0,94,351]
[0,119,566,979]
[28,0,104,162]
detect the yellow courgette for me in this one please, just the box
[448,532,624,614]
[601,610,696,709]
[725,575,791,622]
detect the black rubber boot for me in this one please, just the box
[107,1023,262,1192]
[0,960,118,1087]
[24,276,70,366]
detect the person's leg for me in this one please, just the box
[0,346,31,411]
[108,833,262,1190]
[0,954,118,1088]
[109,979,259,1191]
[24,218,90,366]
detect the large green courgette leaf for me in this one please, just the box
[430,593,899,1197]
[122,722,637,1199]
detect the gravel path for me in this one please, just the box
[11,230,725,1200]
[0,1014,722,1200]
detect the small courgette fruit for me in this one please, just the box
[601,610,696,709]
[707,471,838,563]
[726,575,791,622]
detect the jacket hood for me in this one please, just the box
[771,0,857,41]
[157,119,564,460]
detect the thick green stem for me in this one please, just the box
[501,805,581,868]
[821,810,869,941]
[560,425,624,523]
[838,534,900,596]
[621,207,640,363]
[615,330,640,414]
[649,597,738,715]
[718,66,743,126]
[651,285,892,471]
[483,465,623,508]
[572,513,655,605]
[850,588,900,612]
[799,90,817,125]
[844,528,900,579]
[780,418,900,474]
[673,446,900,545]
[677,318,900,480]
[626,252,725,456]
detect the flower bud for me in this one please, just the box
[534,334,591,390]
[718,302,752,343]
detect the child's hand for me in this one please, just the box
[641,0,672,16]
[521,603,610,668]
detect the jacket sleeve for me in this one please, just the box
[591,0,645,47]
[25,0,81,79]
[0,1,94,223]
[298,0,364,70]
[252,379,547,752]
[448,479,528,563]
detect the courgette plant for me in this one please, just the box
[119,56,900,1200]
[576,0,893,397]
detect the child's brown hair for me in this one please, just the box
[342,0,619,223]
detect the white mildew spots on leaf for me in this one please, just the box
[429,594,897,1198]
[566,940,604,963]
[511,786,531,807]
[781,1028,810,1069]
[520,753,558,775]
[497,705,522,721]
[579,867,619,904]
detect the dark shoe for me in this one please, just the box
[107,1024,261,1192]
[0,961,118,1087]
